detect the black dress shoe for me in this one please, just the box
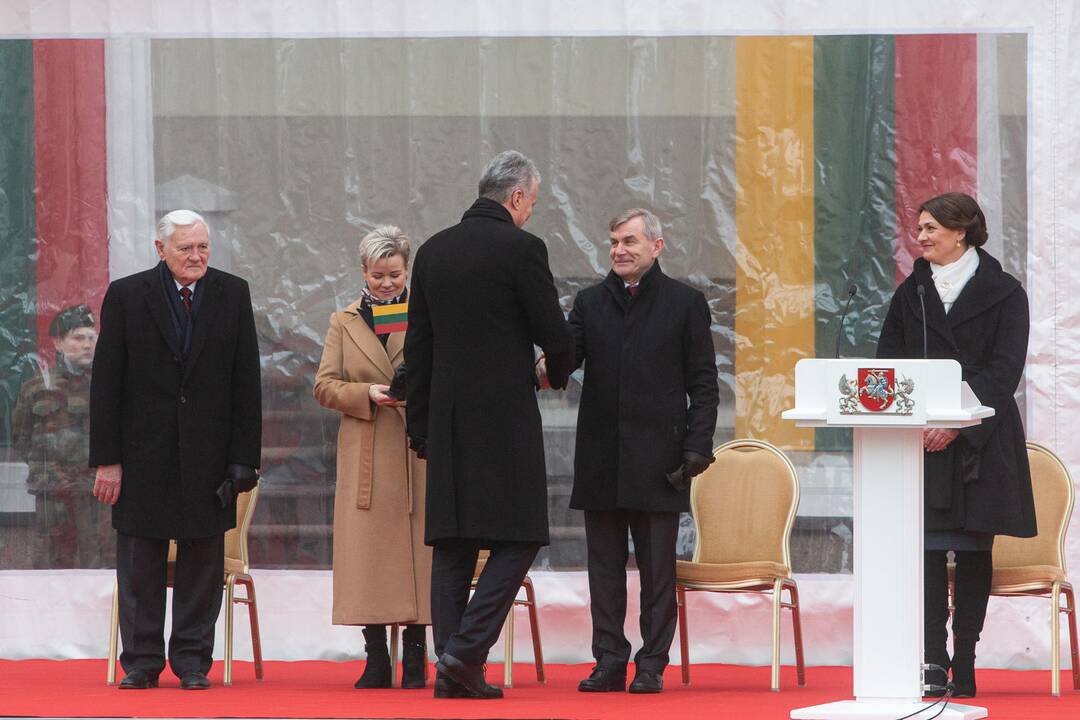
[179,671,211,690]
[435,653,503,699]
[628,670,664,694]
[118,669,158,690]
[578,664,627,692]
[433,672,475,698]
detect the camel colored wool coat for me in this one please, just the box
[314,300,431,625]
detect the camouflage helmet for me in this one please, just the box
[48,304,96,338]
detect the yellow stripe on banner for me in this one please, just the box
[734,37,815,450]
[372,302,408,317]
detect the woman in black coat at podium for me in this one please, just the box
[876,192,1036,698]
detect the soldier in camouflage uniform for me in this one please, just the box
[11,305,110,568]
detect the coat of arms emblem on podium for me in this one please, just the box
[839,368,915,415]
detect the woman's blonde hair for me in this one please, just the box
[359,225,411,268]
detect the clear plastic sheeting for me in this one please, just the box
[0,33,1030,574]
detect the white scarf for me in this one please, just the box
[930,246,980,313]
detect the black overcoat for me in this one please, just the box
[89,265,262,539]
[568,262,719,513]
[876,248,1036,537]
[405,198,574,545]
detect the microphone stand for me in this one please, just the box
[917,284,928,359]
[834,283,859,358]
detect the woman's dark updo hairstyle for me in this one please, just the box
[919,192,988,248]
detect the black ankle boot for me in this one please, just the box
[355,626,391,689]
[401,635,427,689]
[951,639,977,698]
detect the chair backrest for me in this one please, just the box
[224,485,259,574]
[993,442,1074,573]
[689,439,799,566]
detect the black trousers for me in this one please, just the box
[430,538,540,667]
[116,532,224,678]
[584,509,680,673]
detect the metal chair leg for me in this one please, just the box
[503,607,514,688]
[224,575,236,686]
[1065,585,1080,691]
[107,578,119,684]
[389,624,400,688]
[787,579,806,687]
[523,578,545,682]
[771,578,782,692]
[241,576,264,680]
[677,586,690,684]
[1052,582,1062,696]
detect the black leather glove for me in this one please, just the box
[215,464,259,508]
[387,363,407,401]
[666,450,714,491]
[408,435,427,460]
[682,450,714,479]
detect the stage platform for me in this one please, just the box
[1,659,1076,719]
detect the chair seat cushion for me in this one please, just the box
[676,560,790,587]
[992,564,1067,590]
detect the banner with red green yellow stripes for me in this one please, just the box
[372,302,408,334]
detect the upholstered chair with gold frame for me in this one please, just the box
[106,486,264,686]
[675,439,806,691]
[948,442,1078,695]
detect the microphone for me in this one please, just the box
[834,283,859,358]
[917,284,928,359]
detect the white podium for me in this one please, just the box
[783,359,993,720]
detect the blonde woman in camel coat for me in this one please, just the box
[313,226,431,689]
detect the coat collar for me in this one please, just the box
[141,267,182,359]
[183,268,223,381]
[602,259,663,306]
[340,299,397,382]
[907,248,1021,350]
[461,197,515,225]
[942,248,1021,328]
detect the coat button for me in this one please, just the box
[179,395,186,404]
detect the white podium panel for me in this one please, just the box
[784,359,992,720]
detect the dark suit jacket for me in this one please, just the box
[568,262,719,513]
[89,264,262,539]
[877,248,1035,537]
[405,198,574,545]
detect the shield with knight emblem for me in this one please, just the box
[857,367,896,412]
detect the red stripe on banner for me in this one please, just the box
[893,34,978,284]
[375,321,408,335]
[32,40,108,363]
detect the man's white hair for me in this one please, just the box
[156,209,209,243]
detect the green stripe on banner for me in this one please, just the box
[373,312,408,325]
[813,35,898,452]
[0,40,37,447]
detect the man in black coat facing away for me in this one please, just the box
[90,210,261,690]
[405,151,574,699]
[565,208,718,694]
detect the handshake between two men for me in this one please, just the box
[535,353,715,492]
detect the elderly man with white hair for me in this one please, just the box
[90,209,262,690]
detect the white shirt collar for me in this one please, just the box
[173,277,198,295]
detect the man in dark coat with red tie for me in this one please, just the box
[567,208,719,694]
[406,151,574,699]
[90,210,261,691]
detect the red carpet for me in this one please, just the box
[1,659,1077,719]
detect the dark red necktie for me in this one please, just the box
[179,286,192,316]
[627,285,638,297]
